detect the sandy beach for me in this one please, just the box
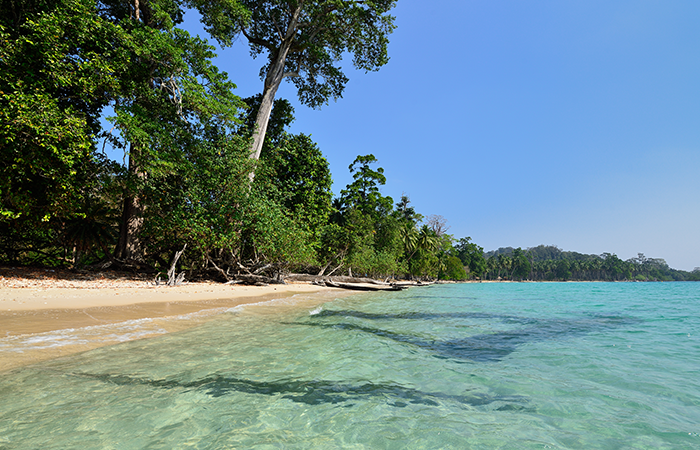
[0,268,353,372]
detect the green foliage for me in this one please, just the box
[261,133,333,235]
[323,154,409,279]
[240,96,333,238]
[141,135,314,274]
[482,246,694,281]
[0,0,130,265]
[106,25,243,173]
[440,255,468,281]
[395,195,422,225]
[510,247,531,280]
[241,94,295,146]
[0,0,124,225]
[98,0,247,261]
[455,237,487,278]
[199,0,397,108]
[338,154,393,218]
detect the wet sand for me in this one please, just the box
[0,282,333,331]
[0,281,354,373]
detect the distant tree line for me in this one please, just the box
[472,246,700,282]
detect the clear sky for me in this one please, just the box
[178,0,700,271]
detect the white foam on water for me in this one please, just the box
[0,310,222,355]
[0,317,172,353]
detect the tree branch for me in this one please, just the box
[240,27,276,51]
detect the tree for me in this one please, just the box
[601,253,626,280]
[0,0,133,266]
[154,136,314,279]
[426,214,449,237]
[395,195,421,225]
[240,94,296,148]
[102,0,245,262]
[0,0,124,229]
[510,247,531,280]
[241,95,333,237]
[262,133,333,236]
[407,225,439,279]
[192,0,397,173]
[322,154,404,279]
[440,255,467,281]
[455,237,486,278]
[338,154,393,218]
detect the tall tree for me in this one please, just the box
[241,95,333,236]
[192,0,397,172]
[262,133,333,235]
[101,0,245,262]
[395,194,421,225]
[338,154,392,218]
[0,0,129,265]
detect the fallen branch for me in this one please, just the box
[207,256,231,282]
[235,274,286,286]
[323,281,407,292]
[286,274,390,285]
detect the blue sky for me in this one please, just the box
[174,1,700,270]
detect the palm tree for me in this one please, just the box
[400,222,418,257]
[417,225,438,254]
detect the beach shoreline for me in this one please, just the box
[0,271,358,372]
[0,282,340,333]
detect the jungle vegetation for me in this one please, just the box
[1,0,696,283]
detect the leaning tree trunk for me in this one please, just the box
[248,70,282,164]
[116,144,146,262]
[246,7,300,181]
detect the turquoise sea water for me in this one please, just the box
[1,282,699,449]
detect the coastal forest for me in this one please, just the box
[2,0,697,283]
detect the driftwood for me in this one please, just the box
[155,244,187,286]
[234,274,286,286]
[286,274,391,285]
[323,281,407,292]
[167,244,187,285]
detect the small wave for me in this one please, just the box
[224,295,307,313]
[0,319,171,353]
[309,306,323,316]
[0,315,179,354]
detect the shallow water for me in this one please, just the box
[1,282,699,449]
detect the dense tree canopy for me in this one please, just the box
[0,0,123,224]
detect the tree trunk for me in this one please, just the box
[248,76,281,163]
[116,144,145,261]
[246,6,301,181]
